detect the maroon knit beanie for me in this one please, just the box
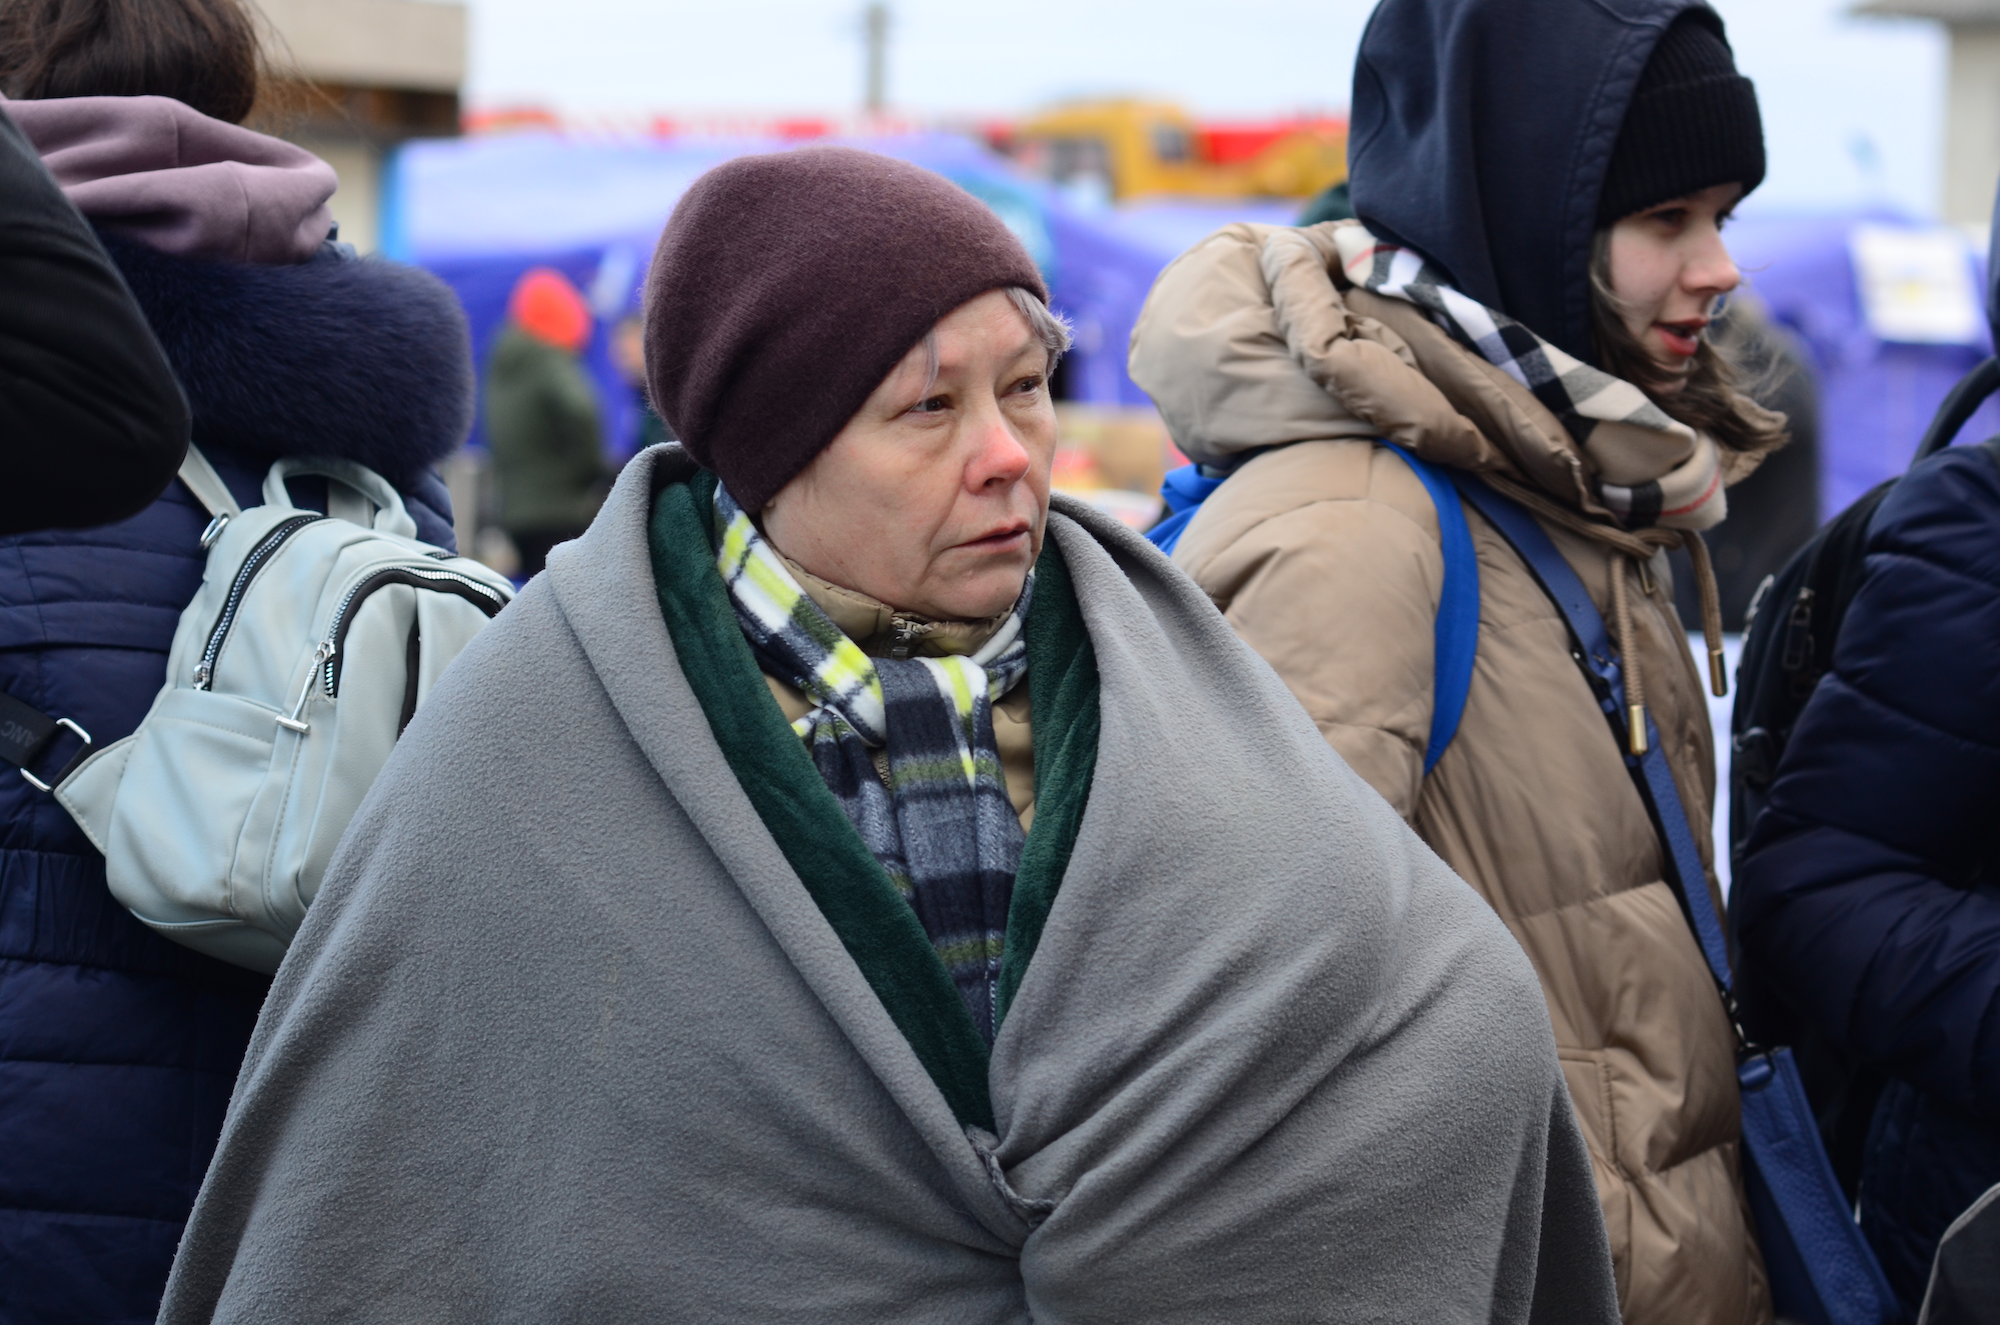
[644,146,1048,511]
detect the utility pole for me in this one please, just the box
[863,3,889,115]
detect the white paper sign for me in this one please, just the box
[1849,223,1983,345]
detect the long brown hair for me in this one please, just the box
[0,0,261,124]
[1588,229,1787,455]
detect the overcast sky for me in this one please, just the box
[462,0,1949,218]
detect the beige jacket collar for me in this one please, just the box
[779,553,1007,659]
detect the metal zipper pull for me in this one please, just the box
[277,640,336,734]
[890,618,921,660]
[198,513,231,550]
[195,514,322,694]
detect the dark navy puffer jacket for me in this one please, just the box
[1736,441,2000,1312]
[0,234,472,1324]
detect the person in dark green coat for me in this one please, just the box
[485,267,613,575]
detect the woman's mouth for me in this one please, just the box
[1654,319,1706,359]
[958,522,1031,552]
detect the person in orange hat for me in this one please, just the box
[485,266,614,576]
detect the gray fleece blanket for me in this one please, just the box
[158,446,1617,1323]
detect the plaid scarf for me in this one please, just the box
[1332,225,1726,531]
[713,485,1031,1043]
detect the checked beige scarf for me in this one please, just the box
[1333,224,1727,531]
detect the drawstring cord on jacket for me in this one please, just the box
[1481,473,1729,756]
[1681,532,1727,697]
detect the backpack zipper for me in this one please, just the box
[193,514,322,690]
[318,566,507,698]
[278,641,337,734]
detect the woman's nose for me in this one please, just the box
[1686,228,1741,298]
[966,409,1032,490]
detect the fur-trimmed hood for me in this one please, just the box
[11,93,470,487]
[103,233,475,488]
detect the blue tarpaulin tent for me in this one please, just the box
[1038,197,1293,406]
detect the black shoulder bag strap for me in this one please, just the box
[0,691,91,792]
[1,448,236,793]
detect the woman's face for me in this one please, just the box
[762,289,1057,621]
[1606,182,1744,393]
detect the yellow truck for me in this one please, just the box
[1007,100,1346,202]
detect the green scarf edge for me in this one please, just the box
[999,520,1100,1027]
[647,471,1099,1131]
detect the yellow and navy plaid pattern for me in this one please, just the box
[714,485,1032,1043]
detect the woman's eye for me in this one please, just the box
[910,395,950,415]
[1011,375,1045,396]
[1650,208,1688,227]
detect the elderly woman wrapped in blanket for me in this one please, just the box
[158,148,1619,1323]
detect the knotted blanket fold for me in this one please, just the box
[160,445,1619,1323]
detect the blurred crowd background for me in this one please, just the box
[246,0,1998,634]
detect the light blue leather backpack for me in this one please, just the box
[55,447,515,973]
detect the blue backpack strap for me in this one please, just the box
[1144,464,1227,556]
[1156,446,1481,776]
[1380,446,1480,776]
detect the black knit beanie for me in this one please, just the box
[644,147,1047,512]
[1597,11,1765,225]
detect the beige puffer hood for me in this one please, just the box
[1132,222,1481,469]
[1131,220,1777,1325]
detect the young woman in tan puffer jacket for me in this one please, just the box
[1130,1,1787,1321]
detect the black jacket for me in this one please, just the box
[0,106,189,534]
[1736,442,2000,1310]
